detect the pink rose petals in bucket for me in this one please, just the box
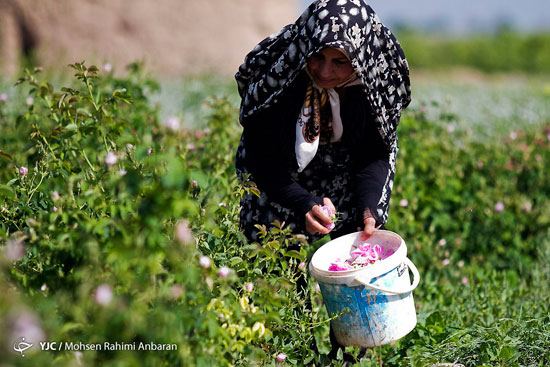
[328,241,395,272]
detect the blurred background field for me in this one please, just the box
[1,1,550,366]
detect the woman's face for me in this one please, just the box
[306,47,354,89]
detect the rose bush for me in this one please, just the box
[0,63,549,366]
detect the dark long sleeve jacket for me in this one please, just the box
[239,72,392,225]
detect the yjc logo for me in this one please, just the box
[40,341,58,350]
[13,337,33,357]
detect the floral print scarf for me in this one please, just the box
[235,0,411,224]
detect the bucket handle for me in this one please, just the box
[355,257,420,294]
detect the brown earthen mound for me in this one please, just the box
[0,0,297,76]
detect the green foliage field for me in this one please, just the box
[0,62,549,367]
[397,29,550,74]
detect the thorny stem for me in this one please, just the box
[41,136,58,160]
[85,76,99,112]
[291,309,348,329]
[103,135,110,152]
[81,149,96,174]
[27,172,46,203]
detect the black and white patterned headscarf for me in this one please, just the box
[235,0,411,224]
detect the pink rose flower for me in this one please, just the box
[350,243,382,264]
[245,282,254,292]
[104,151,117,166]
[175,219,193,244]
[9,311,45,348]
[494,202,505,212]
[199,255,211,269]
[171,284,183,298]
[75,351,83,364]
[94,284,113,305]
[383,248,395,258]
[321,205,335,230]
[4,238,25,261]
[19,166,28,177]
[276,353,287,362]
[330,241,390,272]
[218,266,230,278]
[328,258,353,271]
[163,116,180,131]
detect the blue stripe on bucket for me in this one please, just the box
[319,265,409,347]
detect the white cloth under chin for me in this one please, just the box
[295,76,362,172]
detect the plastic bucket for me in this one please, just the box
[309,230,419,348]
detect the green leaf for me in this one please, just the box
[162,159,187,189]
[266,240,280,250]
[112,88,127,97]
[0,151,13,161]
[0,185,16,200]
[499,346,513,360]
[60,322,84,334]
[65,123,78,131]
[230,257,243,266]
[283,250,305,262]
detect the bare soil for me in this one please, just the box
[0,0,297,76]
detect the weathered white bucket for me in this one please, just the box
[309,230,420,348]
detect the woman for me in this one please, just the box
[235,0,411,245]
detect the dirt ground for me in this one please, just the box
[0,0,298,76]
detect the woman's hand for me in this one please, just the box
[361,208,381,240]
[305,198,336,234]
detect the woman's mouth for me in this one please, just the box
[315,77,335,85]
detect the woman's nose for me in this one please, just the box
[319,62,333,78]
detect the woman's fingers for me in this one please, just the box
[362,217,376,239]
[305,211,330,234]
[361,208,380,240]
[307,199,337,235]
[312,204,332,226]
